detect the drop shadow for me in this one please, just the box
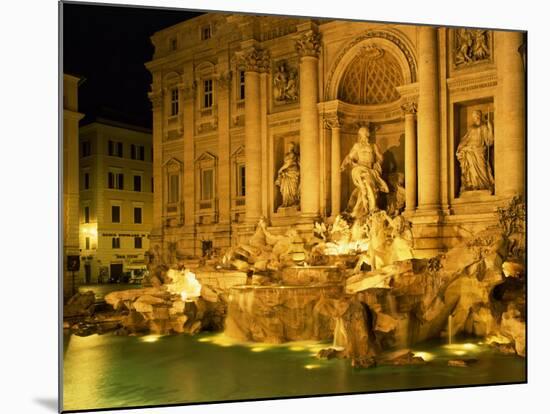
[34,397,58,412]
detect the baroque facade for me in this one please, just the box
[78,119,153,283]
[146,14,526,258]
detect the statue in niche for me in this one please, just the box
[456,110,494,194]
[273,61,298,103]
[341,126,389,218]
[275,141,300,208]
[455,28,490,66]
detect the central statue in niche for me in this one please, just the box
[341,126,389,218]
[275,141,301,208]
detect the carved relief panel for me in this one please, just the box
[272,59,299,106]
[453,28,493,68]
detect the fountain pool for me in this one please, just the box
[62,331,526,412]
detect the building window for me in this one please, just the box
[111,205,121,223]
[108,172,124,190]
[237,164,246,196]
[201,25,211,40]
[168,174,179,203]
[134,207,142,224]
[151,177,154,193]
[201,169,214,201]
[85,237,90,250]
[134,237,143,249]
[81,141,91,157]
[112,237,120,249]
[108,140,123,157]
[170,37,177,51]
[84,172,90,190]
[133,175,142,192]
[203,79,213,108]
[130,144,145,161]
[84,206,90,223]
[170,88,179,116]
[239,70,245,100]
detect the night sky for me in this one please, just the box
[63,2,202,129]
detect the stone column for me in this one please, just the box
[325,117,342,217]
[416,27,441,211]
[148,90,164,240]
[182,80,196,229]
[216,70,231,227]
[495,31,526,197]
[239,46,270,224]
[402,101,418,212]
[296,30,322,220]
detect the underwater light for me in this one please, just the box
[140,335,162,343]
[413,351,435,361]
[304,364,321,370]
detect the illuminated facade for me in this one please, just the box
[78,119,153,283]
[146,14,525,259]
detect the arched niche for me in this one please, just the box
[322,30,416,216]
[324,30,417,102]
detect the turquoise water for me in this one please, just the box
[63,332,525,412]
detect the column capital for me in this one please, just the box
[181,81,197,100]
[148,90,163,109]
[295,30,322,58]
[216,70,232,91]
[401,101,418,115]
[235,46,271,73]
[324,115,343,130]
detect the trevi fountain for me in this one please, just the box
[63,125,526,411]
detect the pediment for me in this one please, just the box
[195,151,217,163]
[231,145,245,159]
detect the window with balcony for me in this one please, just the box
[239,70,245,100]
[203,79,213,108]
[201,169,214,201]
[168,174,179,204]
[170,88,179,116]
[237,164,246,197]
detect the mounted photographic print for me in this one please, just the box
[61,1,527,412]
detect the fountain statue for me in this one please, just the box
[341,126,389,218]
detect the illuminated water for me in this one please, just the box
[63,332,525,412]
